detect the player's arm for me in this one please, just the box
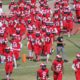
[51,63,58,73]
[72,63,77,71]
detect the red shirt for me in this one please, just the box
[44,35,52,44]
[73,59,80,71]
[34,36,42,46]
[5,52,14,63]
[53,19,61,27]
[31,0,36,3]
[75,2,80,10]
[52,60,64,73]
[11,39,21,51]
[37,68,49,80]
[27,33,35,42]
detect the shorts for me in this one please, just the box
[5,63,13,74]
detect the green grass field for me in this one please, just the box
[3,0,18,5]
[0,34,80,80]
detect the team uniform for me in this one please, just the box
[4,47,17,80]
[10,39,22,60]
[31,0,36,4]
[73,59,80,80]
[33,32,42,61]
[72,53,80,80]
[51,55,64,80]
[53,18,61,35]
[37,68,49,80]
[74,1,80,22]
[37,63,49,80]
[42,29,53,62]
[5,52,14,74]
[27,30,35,60]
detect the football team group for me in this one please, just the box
[0,0,80,80]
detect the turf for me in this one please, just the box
[3,0,18,5]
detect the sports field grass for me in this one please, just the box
[0,34,80,80]
[3,0,18,5]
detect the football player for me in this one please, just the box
[51,55,64,80]
[37,63,49,80]
[72,53,80,80]
[4,47,17,80]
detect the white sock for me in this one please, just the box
[68,32,70,37]
[1,55,5,63]
[6,74,9,79]
[29,50,32,57]
[46,54,50,62]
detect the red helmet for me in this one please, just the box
[40,63,45,67]
[40,63,46,70]
[40,63,46,67]
[76,53,80,58]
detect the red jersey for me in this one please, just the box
[75,2,80,11]
[73,59,80,71]
[53,19,61,27]
[14,34,22,41]
[31,0,36,3]
[52,60,64,73]
[27,33,35,42]
[11,39,21,51]
[37,68,49,80]
[5,52,14,63]
[44,34,52,44]
[34,36,42,46]
[66,13,73,22]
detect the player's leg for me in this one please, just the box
[36,47,41,61]
[9,64,13,80]
[28,43,34,60]
[46,45,51,63]
[34,46,40,61]
[67,24,71,38]
[28,50,33,60]
[5,64,10,80]
[6,73,10,80]
[75,72,80,80]
[46,54,50,63]
[16,51,20,60]
[58,73,62,80]
[53,73,58,80]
